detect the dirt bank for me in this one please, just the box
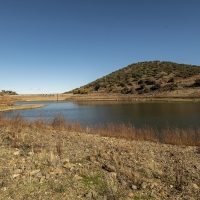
[15,94,73,102]
[0,104,46,112]
[0,124,199,199]
[67,90,200,102]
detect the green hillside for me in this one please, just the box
[66,61,200,95]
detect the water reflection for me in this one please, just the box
[6,101,200,130]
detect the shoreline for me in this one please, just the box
[0,104,46,112]
[1,94,200,113]
[6,93,200,103]
[68,95,200,102]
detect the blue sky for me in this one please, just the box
[1,0,200,94]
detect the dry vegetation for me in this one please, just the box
[0,113,199,148]
[0,113,200,199]
[0,95,20,107]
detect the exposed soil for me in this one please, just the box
[16,94,73,102]
[0,104,46,112]
[68,88,200,101]
[0,125,199,200]
[0,94,72,112]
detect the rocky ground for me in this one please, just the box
[0,125,200,200]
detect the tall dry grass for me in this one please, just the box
[161,125,200,146]
[0,113,199,149]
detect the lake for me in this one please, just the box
[5,100,200,130]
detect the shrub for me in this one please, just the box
[145,79,156,85]
[129,87,136,94]
[138,80,144,85]
[121,87,129,94]
[139,83,146,90]
[193,79,200,87]
[150,84,161,91]
[50,113,67,130]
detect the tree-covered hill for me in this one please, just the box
[65,61,200,95]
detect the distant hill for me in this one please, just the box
[65,61,200,96]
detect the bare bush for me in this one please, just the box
[50,113,67,130]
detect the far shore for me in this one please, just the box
[15,94,73,102]
[0,104,46,112]
[67,94,200,102]
[7,93,200,103]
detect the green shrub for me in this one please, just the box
[150,84,161,91]
[193,79,200,87]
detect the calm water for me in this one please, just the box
[6,100,200,130]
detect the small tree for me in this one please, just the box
[150,83,161,91]
[129,87,135,94]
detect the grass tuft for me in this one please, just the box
[0,113,199,147]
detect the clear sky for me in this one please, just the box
[1,0,200,94]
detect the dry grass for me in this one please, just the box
[0,112,199,199]
[161,125,200,146]
[0,113,199,150]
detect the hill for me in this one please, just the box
[65,61,200,98]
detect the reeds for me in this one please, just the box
[161,125,200,146]
[0,113,199,150]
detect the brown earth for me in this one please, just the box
[0,104,46,112]
[15,94,73,102]
[0,121,199,200]
[0,94,72,112]
[68,88,200,101]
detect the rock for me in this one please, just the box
[40,176,45,183]
[45,174,51,180]
[30,169,40,176]
[62,158,70,164]
[102,164,116,172]
[128,192,134,197]
[193,183,199,189]
[141,182,148,189]
[84,191,93,198]
[13,151,20,156]
[84,190,98,198]
[85,148,90,153]
[63,163,75,169]
[54,167,63,174]
[13,169,22,174]
[108,172,117,182]
[88,156,96,162]
[27,151,34,156]
[150,182,159,189]
[131,185,138,190]
[12,174,20,178]
[35,172,42,178]
[73,174,83,180]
